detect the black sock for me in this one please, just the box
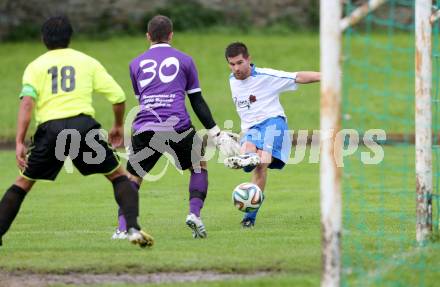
[117,181,140,218]
[0,185,28,243]
[112,176,140,230]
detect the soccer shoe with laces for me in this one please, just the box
[127,228,154,248]
[224,153,260,169]
[240,218,255,228]
[111,229,128,240]
[185,213,207,238]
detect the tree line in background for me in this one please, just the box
[0,0,319,41]
[0,0,415,41]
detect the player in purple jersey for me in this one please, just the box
[112,15,239,240]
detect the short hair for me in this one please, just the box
[41,16,73,50]
[147,15,173,43]
[225,42,249,60]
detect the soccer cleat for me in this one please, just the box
[240,218,255,228]
[111,229,128,240]
[127,228,154,248]
[224,153,260,169]
[185,213,207,238]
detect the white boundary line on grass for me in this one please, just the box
[0,271,276,286]
[10,230,108,234]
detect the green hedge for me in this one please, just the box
[3,0,318,41]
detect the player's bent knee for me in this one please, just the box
[14,176,35,192]
[190,160,207,173]
[127,173,142,186]
[200,161,207,169]
[241,141,257,154]
[257,150,272,165]
[105,166,127,182]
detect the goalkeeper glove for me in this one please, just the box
[208,125,241,157]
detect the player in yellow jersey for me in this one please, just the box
[0,16,152,248]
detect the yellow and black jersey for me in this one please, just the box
[19,48,125,125]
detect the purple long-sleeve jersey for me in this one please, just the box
[129,43,201,132]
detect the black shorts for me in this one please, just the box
[22,114,120,181]
[126,126,204,178]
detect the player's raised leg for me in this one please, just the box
[186,161,208,238]
[224,141,260,170]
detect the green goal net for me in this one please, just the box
[341,0,440,285]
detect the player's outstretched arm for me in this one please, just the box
[295,71,321,84]
[16,96,34,170]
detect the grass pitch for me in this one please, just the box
[1,146,440,286]
[0,150,320,286]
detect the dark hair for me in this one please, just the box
[225,42,249,60]
[41,16,73,50]
[147,15,173,43]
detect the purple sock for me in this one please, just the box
[117,181,140,231]
[118,214,127,232]
[189,169,208,217]
[190,198,204,217]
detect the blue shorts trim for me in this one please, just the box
[241,116,292,170]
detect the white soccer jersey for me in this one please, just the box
[229,65,297,131]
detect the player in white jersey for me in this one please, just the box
[224,42,320,228]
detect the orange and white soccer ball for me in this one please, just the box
[232,182,264,212]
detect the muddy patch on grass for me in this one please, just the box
[0,270,274,286]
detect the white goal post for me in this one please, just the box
[320,0,342,286]
[415,0,433,245]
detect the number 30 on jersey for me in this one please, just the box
[139,57,180,88]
